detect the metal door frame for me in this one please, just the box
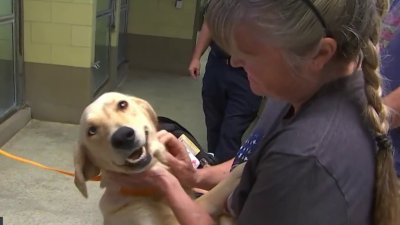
[117,0,128,67]
[0,0,24,123]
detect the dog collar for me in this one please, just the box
[119,187,159,197]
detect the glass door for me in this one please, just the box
[0,0,22,122]
[118,0,128,68]
[92,0,113,95]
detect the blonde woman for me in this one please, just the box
[111,0,400,224]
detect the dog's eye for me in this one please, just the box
[87,126,97,136]
[118,100,128,110]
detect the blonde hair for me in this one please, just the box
[206,0,400,224]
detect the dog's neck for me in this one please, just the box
[100,173,161,198]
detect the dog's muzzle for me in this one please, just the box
[111,126,152,168]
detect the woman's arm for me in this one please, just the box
[107,167,216,225]
[191,22,212,62]
[160,173,216,225]
[188,22,212,78]
[194,159,234,190]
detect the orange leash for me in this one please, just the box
[0,149,189,196]
[0,148,101,181]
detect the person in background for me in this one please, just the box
[381,0,400,176]
[188,4,262,163]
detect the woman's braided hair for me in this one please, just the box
[362,1,400,224]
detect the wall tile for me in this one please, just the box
[24,0,51,22]
[31,23,72,45]
[24,43,52,64]
[71,25,92,47]
[52,2,93,26]
[52,46,91,67]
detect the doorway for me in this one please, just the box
[0,0,23,122]
[92,0,114,95]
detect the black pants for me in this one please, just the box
[202,47,262,163]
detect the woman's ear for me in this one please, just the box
[310,37,337,72]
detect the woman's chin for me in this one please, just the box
[249,85,265,96]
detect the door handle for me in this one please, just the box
[92,60,101,70]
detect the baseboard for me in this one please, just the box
[0,107,31,147]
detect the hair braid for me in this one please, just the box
[362,40,387,133]
[361,1,400,224]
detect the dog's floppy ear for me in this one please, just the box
[132,97,158,125]
[73,143,100,198]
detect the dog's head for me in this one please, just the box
[74,92,166,197]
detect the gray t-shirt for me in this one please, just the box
[231,72,375,225]
[231,98,290,169]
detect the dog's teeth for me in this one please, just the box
[126,158,137,164]
[125,147,147,165]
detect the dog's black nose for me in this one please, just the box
[111,126,136,150]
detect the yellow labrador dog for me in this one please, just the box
[74,92,243,225]
[74,92,179,225]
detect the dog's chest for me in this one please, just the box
[100,190,178,225]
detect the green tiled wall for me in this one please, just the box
[24,0,95,68]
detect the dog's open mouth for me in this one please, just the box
[124,127,152,169]
[124,147,152,167]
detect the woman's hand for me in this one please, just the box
[107,130,201,194]
[157,130,200,188]
[106,130,216,225]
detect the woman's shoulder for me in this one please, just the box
[273,73,370,155]
[253,85,376,214]
[257,76,375,186]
